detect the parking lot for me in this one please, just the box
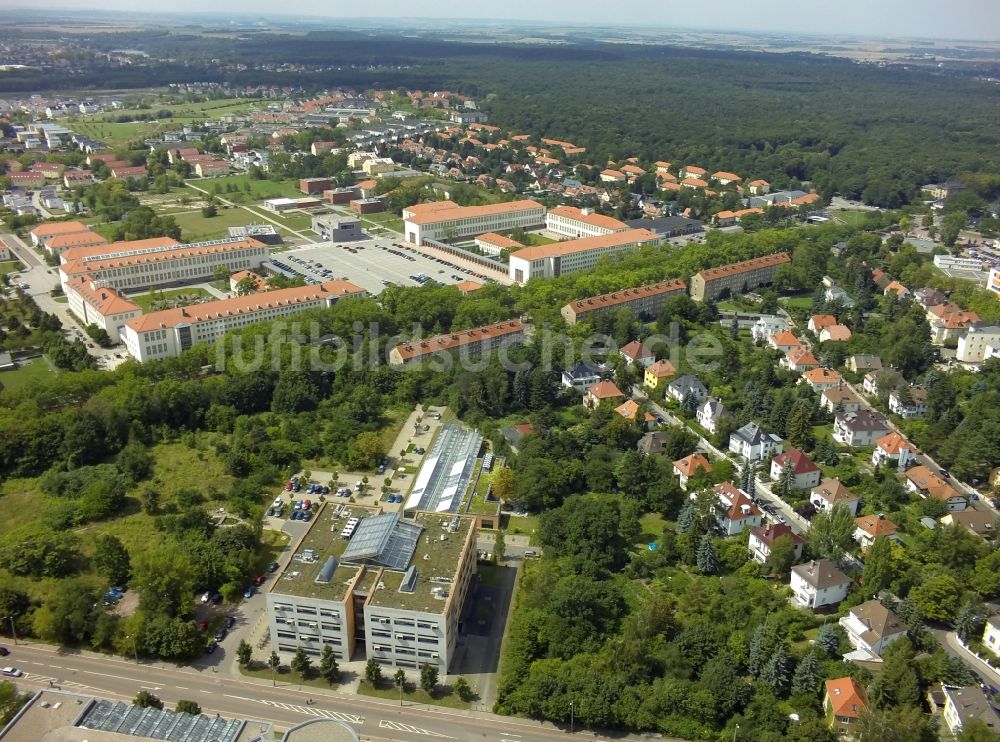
[273,234,493,295]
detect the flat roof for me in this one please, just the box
[367,511,473,614]
[405,423,483,513]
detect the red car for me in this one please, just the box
[198,620,209,631]
[286,481,293,491]
[254,574,266,586]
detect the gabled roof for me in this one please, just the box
[614,399,655,423]
[667,374,707,395]
[749,522,803,547]
[769,330,801,347]
[548,206,628,231]
[785,347,819,367]
[732,421,776,446]
[876,432,917,455]
[848,600,905,645]
[673,453,712,478]
[811,478,858,505]
[793,559,850,590]
[699,396,727,419]
[587,380,624,399]
[825,677,868,719]
[802,367,842,385]
[855,514,897,538]
[822,386,862,407]
[809,314,837,330]
[714,482,761,521]
[29,220,90,238]
[821,325,852,341]
[646,359,677,378]
[620,339,654,361]
[772,448,820,475]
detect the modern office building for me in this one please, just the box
[121,279,366,361]
[266,504,477,674]
[388,319,524,366]
[508,229,660,284]
[560,279,687,325]
[403,200,545,245]
[689,252,791,301]
[545,206,628,239]
[59,237,269,293]
[312,214,364,241]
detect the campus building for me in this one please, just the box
[59,237,270,293]
[402,200,545,245]
[507,229,661,284]
[63,275,142,343]
[544,206,629,239]
[689,252,791,301]
[121,279,366,362]
[560,279,687,325]
[388,319,525,366]
[265,504,477,674]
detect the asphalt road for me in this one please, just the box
[3,642,619,742]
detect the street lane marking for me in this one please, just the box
[260,700,363,725]
[22,673,90,690]
[80,670,139,682]
[379,720,455,738]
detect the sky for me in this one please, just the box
[12,0,1000,41]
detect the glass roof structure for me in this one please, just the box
[340,512,424,571]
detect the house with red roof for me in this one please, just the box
[872,432,919,471]
[801,367,843,392]
[673,453,712,490]
[781,347,819,372]
[643,359,677,389]
[749,179,770,195]
[620,340,655,367]
[711,482,762,536]
[854,514,900,551]
[824,677,868,736]
[614,399,656,427]
[807,314,838,334]
[819,325,852,342]
[748,522,803,564]
[770,449,821,490]
[583,380,624,410]
[768,330,801,353]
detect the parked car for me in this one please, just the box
[199,591,212,604]
[301,510,313,522]
[243,586,255,599]
[225,616,236,629]
[205,642,217,655]
[267,561,279,573]
[254,574,266,586]
[214,627,227,641]
[198,620,209,631]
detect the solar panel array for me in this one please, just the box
[404,423,483,513]
[79,700,243,742]
[340,512,424,571]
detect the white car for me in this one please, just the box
[1,667,22,677]
[272,497,282,508]
[199,591,211,604]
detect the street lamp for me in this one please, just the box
[733,723,740,742]
[125,634,138,664]
[1,616,16,646]
[569,699,574,733]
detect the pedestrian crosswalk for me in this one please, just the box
[259,699,363,725]
[22,672,90,690]
[379,719,455,738]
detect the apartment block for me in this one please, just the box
[403,200,545,245]
[545,206,629,239]
[560,279,687,325]
[388,319,524,366]
[122,280,365,361]
[508,229,660,284]
[689,252,791,302]
[266,504,477,674]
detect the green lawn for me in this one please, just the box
[170,208,261,242]
[358,210,404,234]
[240,663,346,691]
[836,210,875,228]
[779,293,814,309]
[0,357,58,394]
[502,513,539,543]
[188,175,303,201]
[639,512,669,545]
[128,287,214,312]
[522,232,556,246]
[0,260,24,275]
[69,121,163,148]
[356,680,471,710]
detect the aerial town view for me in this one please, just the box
[1,1,1000,741]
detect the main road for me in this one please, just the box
[5,642,649,742]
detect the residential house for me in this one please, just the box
[750,315,791,343]
[665,375,708,404]
[884,281,909,299]
[928,302,981,345]
[941,510,997,539]
[747,522,803,564]
[914,287,947,310]
[801,367,843,392]
[905,465,968,512]
[957,325,1000,365]
[712,482,763,536]
[620,340,655,367]
[820,385,864,414]
[781,347,819,372]
[770,449,822,490]
[696,397,729,435]
[614,399,655,427]
[839,600,906,661]
[637,431,670,456]
[674,453,712,490]
[808,314,837,334]
[888,388,928,418]
[824,678,868,737]
[748,179,770,196]
[983,616,1000,659]
[862,370,893,397]
[583,380,624,410]
[853,514,899,551]
[729,422,783,461]
[942,686,1000,737]
[847,355,882,373]
[643,359,677,389]
[768,330,802,354]
[810,478,860,516]
[790,559,851,609]
[825,285,856,308]
[561,361,603,391]
[819,325,852,342]
[501,423,536,453]
[833,410,890,447]
[599,168,626,184]
[872,432,919,471]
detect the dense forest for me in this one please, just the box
[3,30,1000,206]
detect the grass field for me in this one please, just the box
[779,293,814,309]
[69,121,163,148]
[128,287,214,312]
[358,211,405,234]
[836,210,875,228]
[0,357,58,394]
[170,208,260,242]
[188,175,303,201]
[503,513,539,543]
[522,232,556,246]
[0,260,24,275]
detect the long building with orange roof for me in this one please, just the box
[59,237,269,293]
[690,252,791,301]
[508,229,660,284]
[561,279,687,325]
[63,274,142,343]
[403,200,545,245]
[122,280,366,362]
[545,206,629,239]
[388,319,524,366]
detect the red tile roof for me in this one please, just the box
[587,380,624,399]
[391,319,523,362]
[674,453,712,478]
[697,252,791,281]
[773,448,820,475]
[825,677,868,719]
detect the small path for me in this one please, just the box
[184,181,318,243]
